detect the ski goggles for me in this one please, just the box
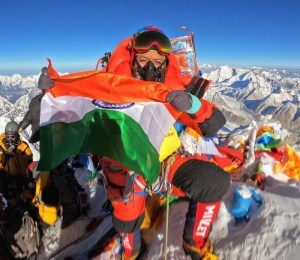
[133,30,171,55]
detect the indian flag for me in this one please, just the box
[37,60,182,184]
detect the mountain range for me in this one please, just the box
[200,65,300,148]
[0,65,299,148]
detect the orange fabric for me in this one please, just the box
[102,157,129,171]
[167,153,225,197]
[182,74,194,86]
[277,145,300,180]
[100,156,147,220]
[212,156,235,169]
[193,99,215,122]
[107,171,127,187]
[165,53,189,89]
[211,146,244,174]
[256,126,274,137]
[141,194,165,230]
[101,162,127,187]
[106,37,132,76]
[100,158,127,200]
[177,99,215,135]
[223,164,240,174]
[255,145,288,162]
[211,155,243,173]
[46,36,212,136]
[111,175,147,221]
[217,146,244,164]
[166,154,190,197]
[47,59,178,107]
[106,37,187,90]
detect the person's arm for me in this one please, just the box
[184,75,226,137]
[196,105,226,137]
[24,145,33,164]
[19,66,54,133]
[185,76,212,99]
[178,99,226,137]
[19,94,43,133]
[19,110,32,132]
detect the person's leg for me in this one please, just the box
[111,175,147,260]
[119,229,142,260]
[172,159,230,259]
[182,200,221,259]
[112,198,145,259]
[101,157,149,259]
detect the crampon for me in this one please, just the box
[183,239,218,260]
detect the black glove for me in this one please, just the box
[186,76,211,99]
[166,90,192,112]
[38,67,54,90]
[198,108,226,137]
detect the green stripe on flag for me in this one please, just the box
[38,109,160,184]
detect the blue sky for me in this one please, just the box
[1,0,299,75]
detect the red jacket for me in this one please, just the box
[105,37,218,135]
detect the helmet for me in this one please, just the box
[5,121,19,133]
[5,121,19,146]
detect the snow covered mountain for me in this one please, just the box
[0,65,299,147]
[0,73,40,131]
[0,74,40,103]
[199,65,300,147]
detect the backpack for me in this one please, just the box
[50,163,88,228]
[0,201,40,259]
[33,160,88,229]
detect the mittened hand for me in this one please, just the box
[166,90,192,112]
[38,67,54,90]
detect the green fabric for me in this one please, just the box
[38,109,160,184]
[255,139,283,151]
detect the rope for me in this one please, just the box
[132,174,164,195]
[164,183,171,260]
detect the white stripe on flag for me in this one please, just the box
[41,93,176,152]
